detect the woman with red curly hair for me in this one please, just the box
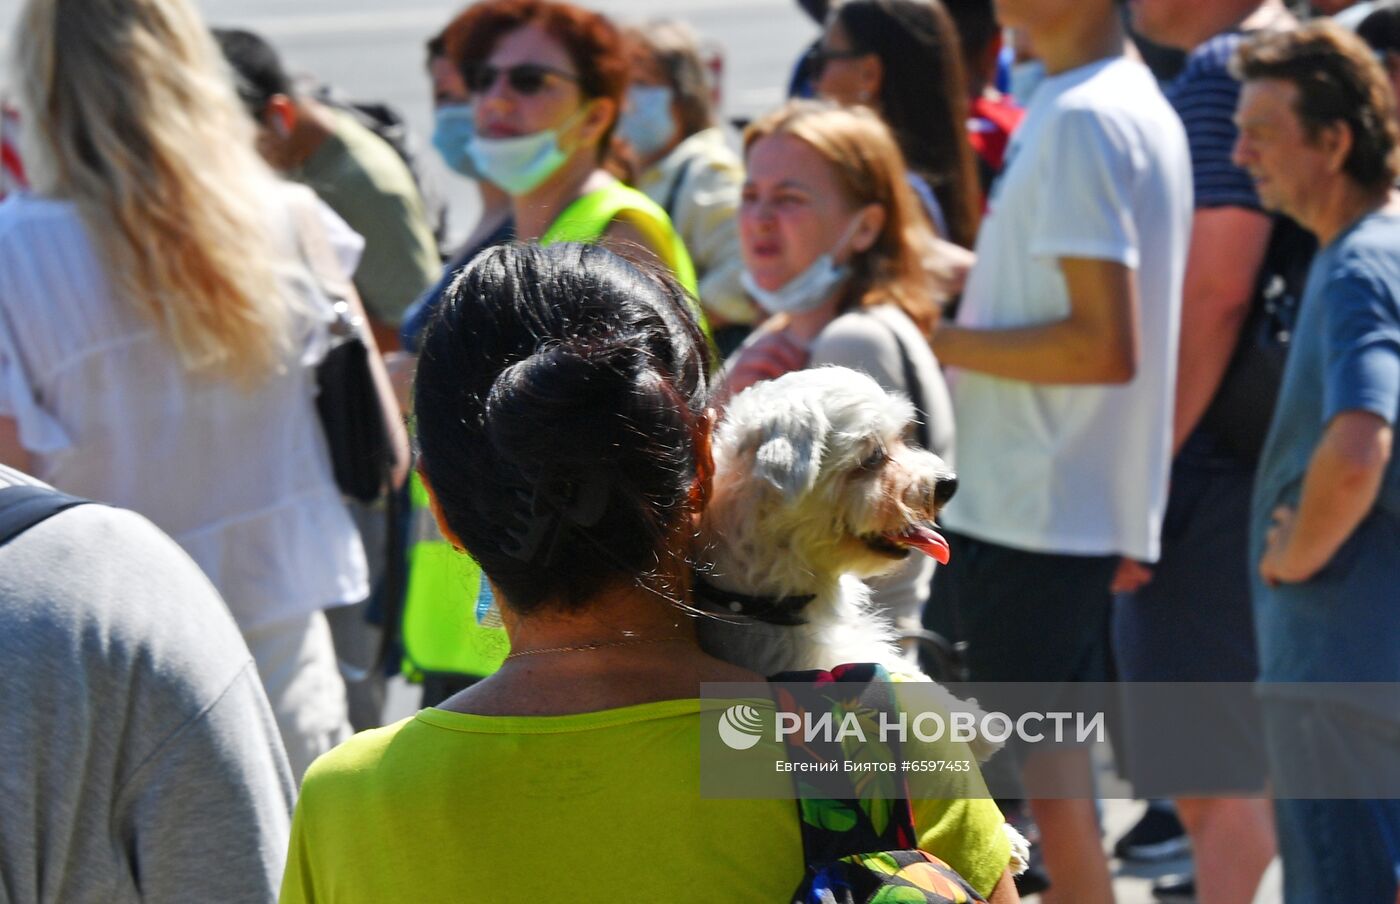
[440,0,698,297]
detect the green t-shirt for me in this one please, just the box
[295,108,439,326]
[281,700,1011,902]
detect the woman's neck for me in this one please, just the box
[782,290,848,343]
[503,580,696,655]
[436,578,764,716]
[513,151,614,241]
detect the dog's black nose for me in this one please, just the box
[933,476,958,506]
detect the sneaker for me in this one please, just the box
[1151,872,1197,901]
[1113,804,1191,862]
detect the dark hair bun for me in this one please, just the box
[414,242,710,614]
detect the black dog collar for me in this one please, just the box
[692,576,815,627]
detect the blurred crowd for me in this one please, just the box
[1,0,1398,903]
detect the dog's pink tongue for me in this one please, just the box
[897,524,951,565]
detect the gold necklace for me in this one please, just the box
[504,636,690,660]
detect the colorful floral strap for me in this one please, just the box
[769,663,987,904]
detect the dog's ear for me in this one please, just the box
[753,429,824,501]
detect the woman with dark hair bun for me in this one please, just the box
[280,242,1018,902]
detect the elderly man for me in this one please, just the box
[1233,21,1400,903]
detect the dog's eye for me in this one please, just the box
[857,445,887,473]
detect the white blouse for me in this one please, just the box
[0,188,368,631]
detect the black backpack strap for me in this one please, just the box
[0,484,90,548]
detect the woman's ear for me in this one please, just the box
[418,467,468,551]
[850,203,887,254]
[689,407,716,526]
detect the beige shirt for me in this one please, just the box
[636,128,756,326]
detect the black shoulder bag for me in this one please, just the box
[289,194,397,505]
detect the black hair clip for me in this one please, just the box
[500,470,611,564]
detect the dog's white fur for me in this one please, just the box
[695,368,1026,867]
[698,366,956,677]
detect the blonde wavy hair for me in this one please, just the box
[744,101,939,334]
[13,0,296,382]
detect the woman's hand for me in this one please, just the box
[721,328,808,398]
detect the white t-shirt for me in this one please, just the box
[941,56,1191,562]
[0,184,369,630]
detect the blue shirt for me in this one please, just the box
[1251,210,1400,711]
[1167,32,1260,212]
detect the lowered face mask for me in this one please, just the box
[466,106,589,196]
[741,217,864,316]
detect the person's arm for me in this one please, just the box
[1261,264,1400,585]
[1259,410,1392,585]
[932,257,1139,384]
[1172,206,1272,453]
[345,277,411,491]
[0,417,32,474]
[988,868,1021,904]
[299,191,411,490]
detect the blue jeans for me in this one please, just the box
[1262,697,1400,903]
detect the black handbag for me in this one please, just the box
[290,191,396,504]
[1198,215,1317,462]
[315,303,394,503]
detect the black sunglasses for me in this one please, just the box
[467,62,581,96]
[804,44,869,79]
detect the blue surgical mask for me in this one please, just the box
[466,107,587,196]
[741,218,862,316]
[432,103,482,179]
[618,85,676,158]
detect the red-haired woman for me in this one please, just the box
[442,0,697,294]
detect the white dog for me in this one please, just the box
[695,366,957,678]
[695,369,1027,868]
